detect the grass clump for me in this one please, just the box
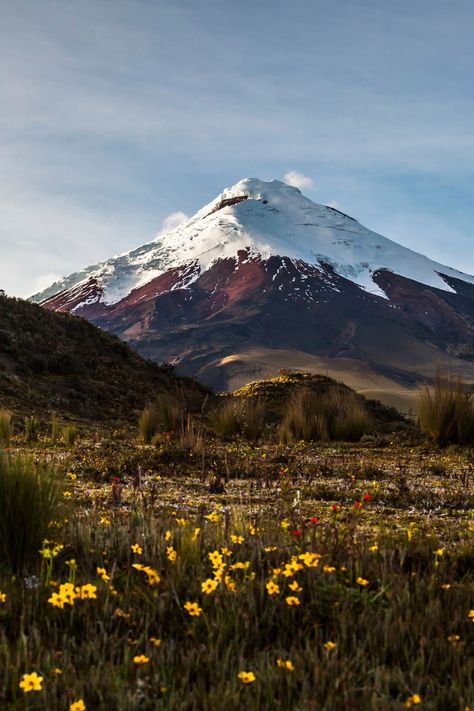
[279,389,371,444]
[212,398,266,441]
[24,415,40,443]
[139,396,182,443]
[62,423,79,447]
[0,453,60,573]
[0,410,12,447]
[418,371,474,446]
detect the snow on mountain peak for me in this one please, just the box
[32,178,474,307]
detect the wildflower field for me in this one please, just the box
[0,426,473,710]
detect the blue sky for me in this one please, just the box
[1,0,474,296]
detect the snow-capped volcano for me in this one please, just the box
[32,178,474,309]
[32,178,474,406]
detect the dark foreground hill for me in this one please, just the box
[0,294,206,420]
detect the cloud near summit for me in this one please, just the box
[284,171,315,190]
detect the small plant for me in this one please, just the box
[24,416,40,443]
[179,414,205,454]
[211,398,265,441]
[418,371,474,446]
[0,410,12,447]
[139,396,182,444]
[62,424,79,447]
[0,453,60,573]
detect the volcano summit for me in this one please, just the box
[32,179,474,408]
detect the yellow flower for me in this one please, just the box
[143,567,160,586]
[131,544,143,555]
[209,550,224,567]
[166,546,177,562]
[100,516,110,525]
[283,560,303,577]
[75,584,97,600]
[184,601,202,617]
[299,552,321,568]
[276,659,294,671]
[201,579,218,594]
[231,534,244,544]
[238,671,256,684]
[224,575,237,592]
[133,655,150,664]
[0,591,6,603]
[324,641,337,651]
[440,583,451,590]
[288,580,302,592]
[281,519,290,530]
[63,491,72,498]
[468,610,474,621]
[51,667,62,675]
[70,700,86,711]
[192,527,201,541]
[48,592,65,608]
[356,577,369,587]
[96,567,110,583]
[206,510,222,523]
[323,565,336,573]
[175,518,186,526]
[404,694,422,707]
[264,546,278,552]
[266,580,280,595]
[369,545,378,553]
[149,637,161,647]
[447,634,460,644]
[285,596,300,606]
[165,530,172,541]
[221,547,232,557]
[19,671,43,692]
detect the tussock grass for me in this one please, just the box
[279,389,371,444]
[0,410,12,447]
[0,453,60,573]
[418,371,474,446]
[62,424,79,447]
[139,396,182,443]
[212,398,266,441]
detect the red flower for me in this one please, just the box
[292,529,302,537]
[112,476,121,482]
[331,505,338,512]
[363,492,372,502]
[310,517,319,525]
[353,501,361,509]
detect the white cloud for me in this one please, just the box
[159,211,189,233]
[284,171,314,190]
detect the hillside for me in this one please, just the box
[0,294,206,420]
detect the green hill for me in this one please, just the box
[0,294,207,421]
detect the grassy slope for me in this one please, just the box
[0,295,207,421]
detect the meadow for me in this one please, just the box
[0,405,473,711]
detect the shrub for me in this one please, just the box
[62,424,79,447]
[0,453,60,573]
[418,371,474,446]
[0,410,12,447]
[212,398,266,441]
[279,388,371,444]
